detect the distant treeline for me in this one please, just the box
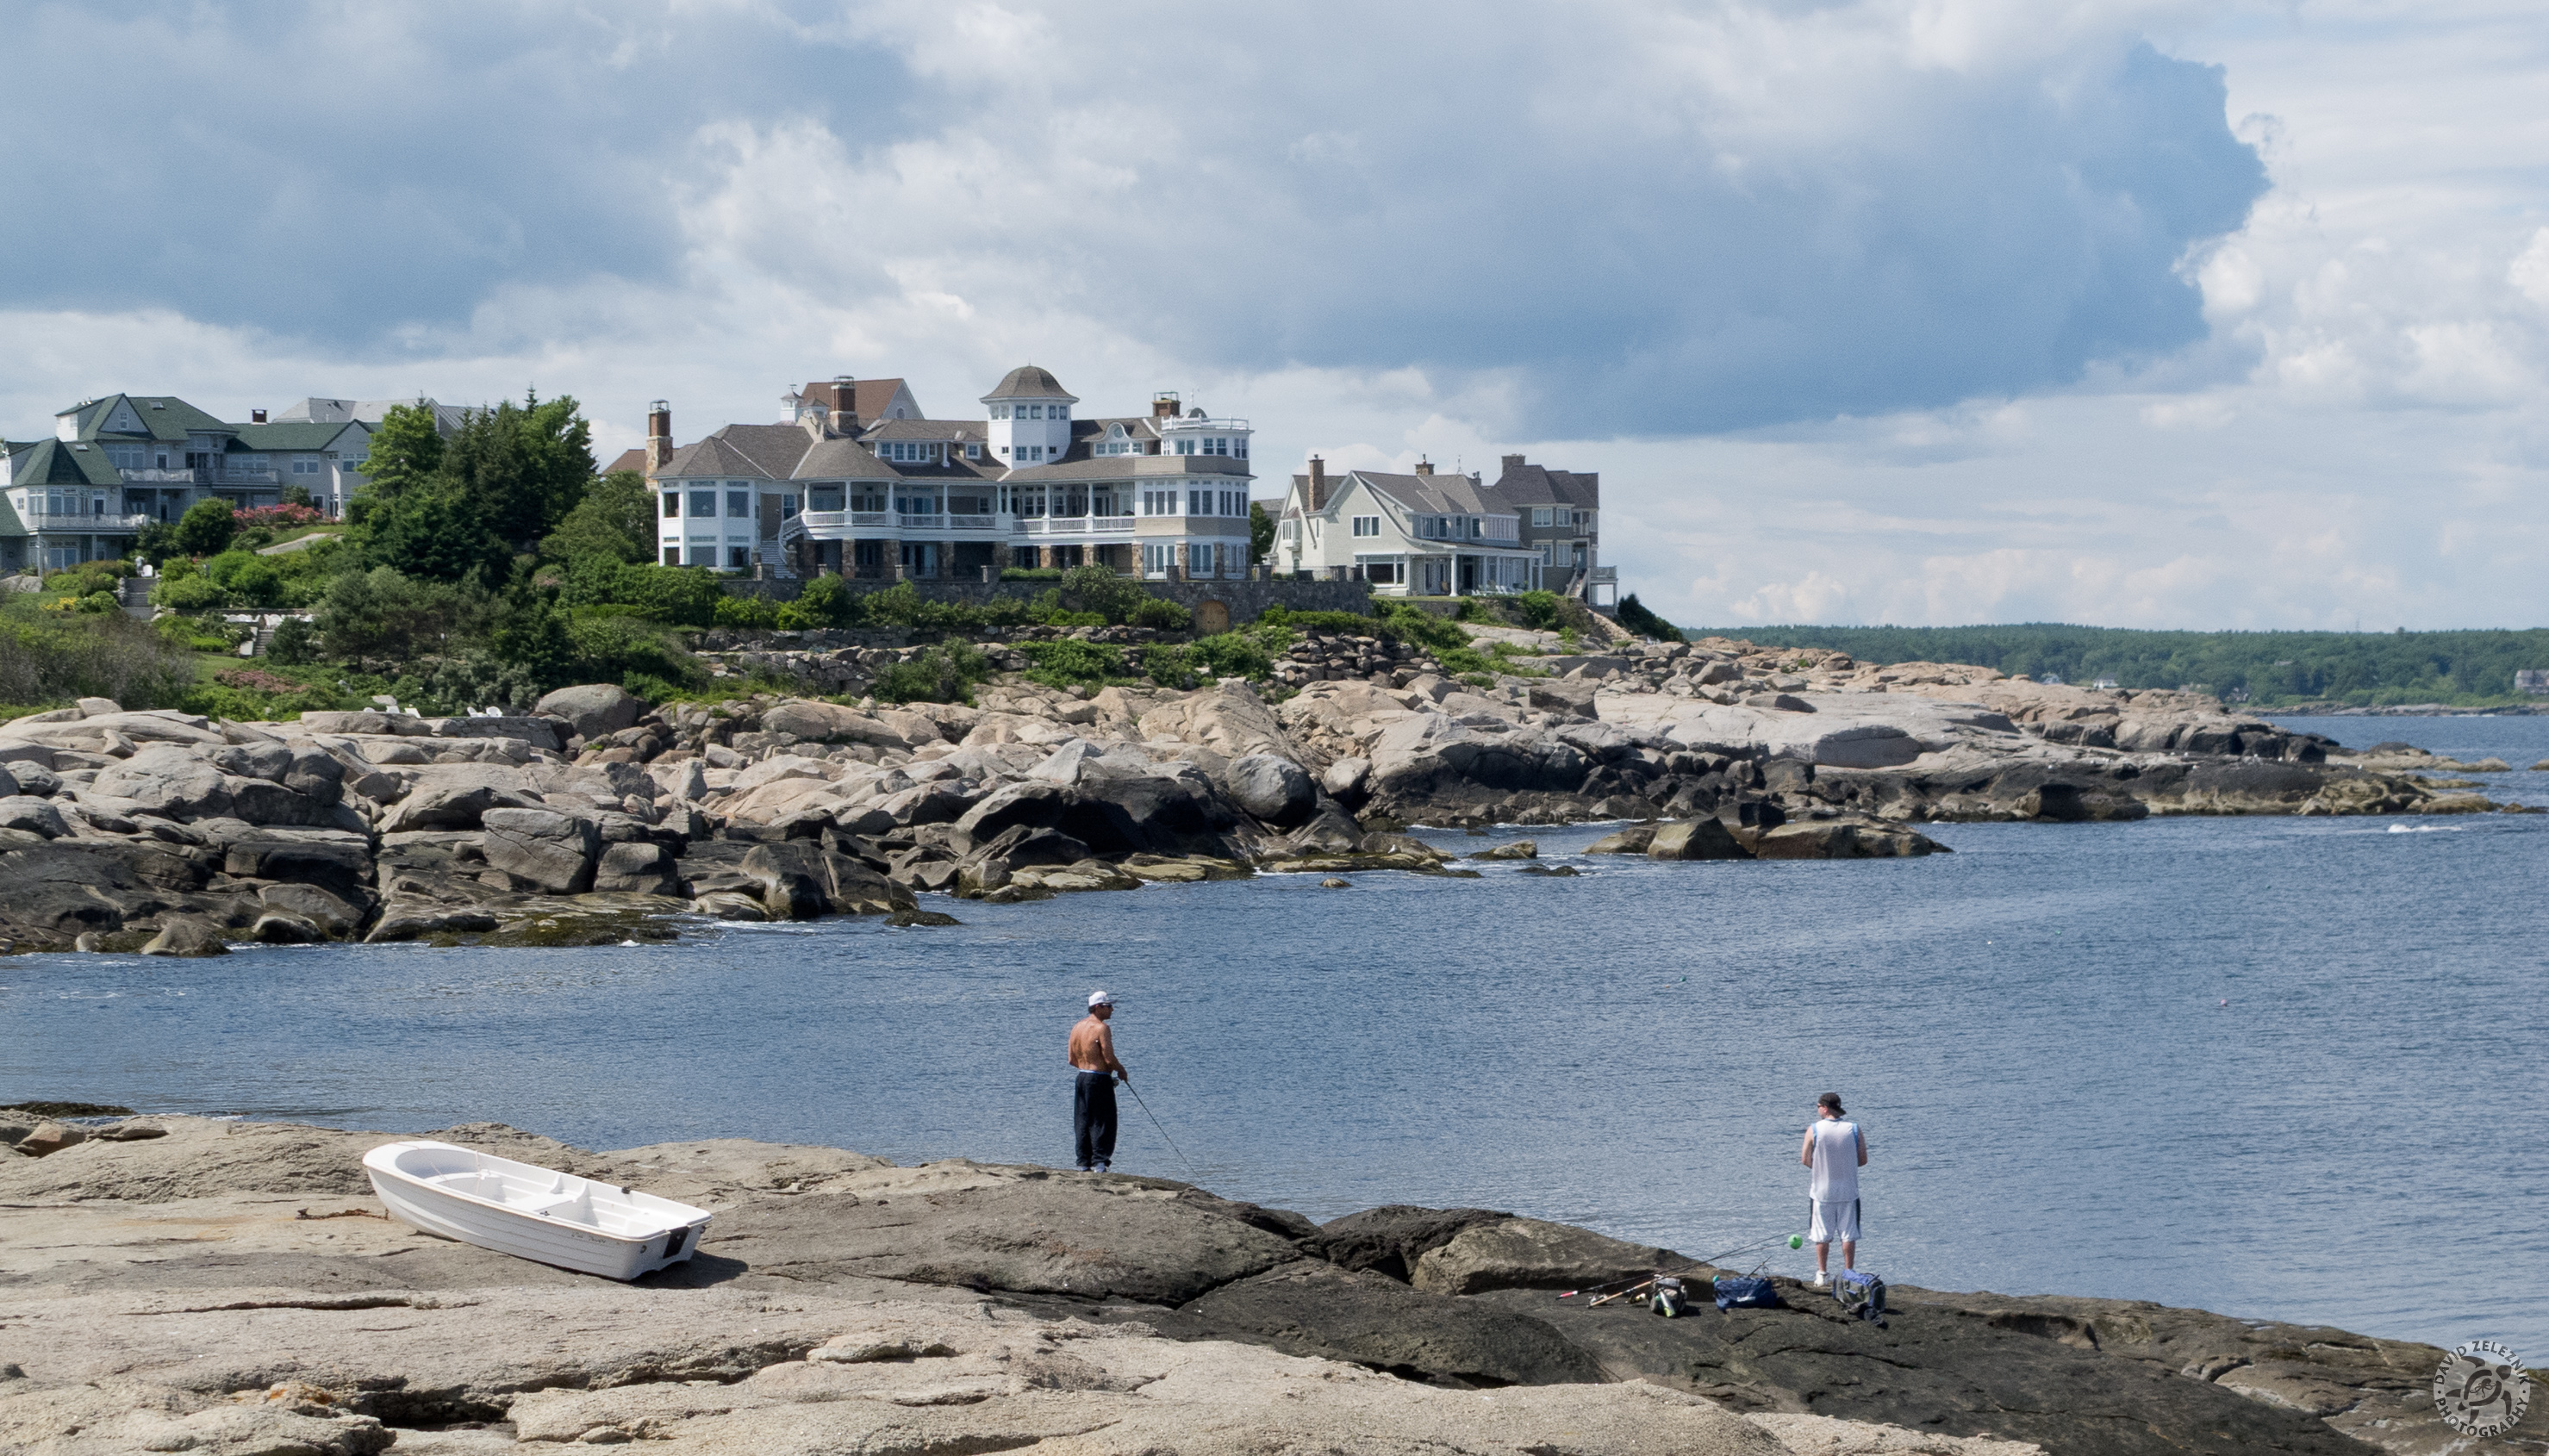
[1685,624,2549,706]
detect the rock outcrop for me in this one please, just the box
[2,1116,2520,1454]
[0,636,2508,953]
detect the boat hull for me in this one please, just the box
[363,1140,710,1282]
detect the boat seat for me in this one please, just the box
[518,1193,585,1217]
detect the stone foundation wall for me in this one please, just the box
[719,573,1374,623]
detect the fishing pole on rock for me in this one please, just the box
[1557,1232,1805,1302]
[1124,1080,1203,1184]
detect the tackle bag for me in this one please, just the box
[1834,1268,1887,1323]
[1649,1277,1687,1317]
[1711,1275,1780,1311]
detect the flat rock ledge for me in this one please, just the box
[3,1117,2533,1456]
[0,643,2523,955]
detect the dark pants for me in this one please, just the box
[1074,1072,1119,1170]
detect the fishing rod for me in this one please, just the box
[1124,1080,1204,1185]
[1558,1232,1805,1304]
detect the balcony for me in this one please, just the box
[22,511,148,532]
[1020,514,1138,536]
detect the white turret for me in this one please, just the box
[982,364,1077,468]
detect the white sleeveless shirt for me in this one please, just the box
[1808,1118,1861,1202]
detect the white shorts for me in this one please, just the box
[1810,1198,1860,1245]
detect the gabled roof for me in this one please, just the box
[235,421,366,451]
[790,437,896,481]
[57,394,230,444]
[7,438,122,487]
[1084,417,1160,442]
[0,489,24,538]
[1492,457,1599,508]
[601,448,645,477]
[659,436,780,481]
[851,378,917,420]
[982,364,1075,401]
[1349,470,1507,517]
[702,423,817,480]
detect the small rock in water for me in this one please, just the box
[1517,864,1580,877]
[885,909,962,928]
[72,932,103,953]
[1319,877,1351,889]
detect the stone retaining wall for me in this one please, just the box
[719,573,1373,624]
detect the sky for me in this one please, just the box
[3,0,2544,631]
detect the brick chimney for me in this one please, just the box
[251,408,267,423]
[645,400,672,473]
[1412,457,1434,476]
[1501,453,1525,476]
[1152,391,1181,420]
[1307,455,1328,511]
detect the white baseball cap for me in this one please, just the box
[1088,991,1113,1007]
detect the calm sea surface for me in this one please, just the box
[5,714,2543,1352]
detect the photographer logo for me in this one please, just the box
[2433,1340,2528,1437]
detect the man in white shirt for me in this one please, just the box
[1798,1091,1868,1288]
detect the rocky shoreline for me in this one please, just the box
[0,632,2534,952]
[2,1113,2533,1455]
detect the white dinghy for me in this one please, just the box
[363,1140,711,1281]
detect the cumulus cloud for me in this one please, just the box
[3,0,2546,630]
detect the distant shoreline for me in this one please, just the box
[2264,703,2549,717]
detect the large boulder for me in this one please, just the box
[0,795,68,838]
[1226,754,1314,825]
[1177,1260,1606,1387]
[480,807,601,893]
[90,745,332,826]
[593,841,682,896]
[535,684,644,741]
[1408,1216,1670,1297]
[1648,818,1749,861]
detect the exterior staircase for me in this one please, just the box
[118,576,153,619]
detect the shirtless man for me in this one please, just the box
[1069,992,1130,1173]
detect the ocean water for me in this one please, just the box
[3,714,2543,1354]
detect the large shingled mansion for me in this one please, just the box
[634,365,1604,600]
[638,368,1258,582]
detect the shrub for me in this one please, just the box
[266,616,318,664]
[174,499,238,556]
[1617,592,1683,642]
[1512,590,1564,630]
[1000,567,1063,582]
[235,502,326,532]
[1056,564,1147,625]
[315,566,467,661]
[1013,639,1131,689]
[152,573,230,611]
[872,641,992,704]
[788,573,857,628]
[0,605,201,709]
[1131,596,1192,632]
[713,593,781,629]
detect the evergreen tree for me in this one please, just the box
[542,469,656,565]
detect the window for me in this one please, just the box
[1191,543,1216,576]
[105,444,144,470]
[1469,518,1483,538]
[808,485,843,511]
[1532,507,1553,526]
[998,445,1008,457]
[782,495,799,519]
[1174,438,1195,455]
[1013,546,1039,569]
[1143,543,1173,576]
[728,546,751,569]
[726,490,751,518]
[664,546,681,566]
[689,490,716,518]
[852,486,885,513]
[994,405,1009,420]
[1055,405,1069,421]
[1351,515,1379,538]
[291,457,320,476]
[688,544,716,566]
[1027,404,1043,420]
[966,443,981,459]
[1187,488,1205,514]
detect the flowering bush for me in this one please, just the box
[234,503,326,529]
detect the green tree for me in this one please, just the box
[541,468,656,565]
[354,401,446,501]
[174,499,238,557]
[266,617,317,664]
[1057,563,1147,624]
[280,481,315,510]
[134,520,179,565]
[315,567,466,661]
[360,479,509,582]
[438,392,595,549]
[1250,501,1274,564]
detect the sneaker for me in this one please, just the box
[1810,1271,1830,1288]
[1094,1162,1110,1173]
